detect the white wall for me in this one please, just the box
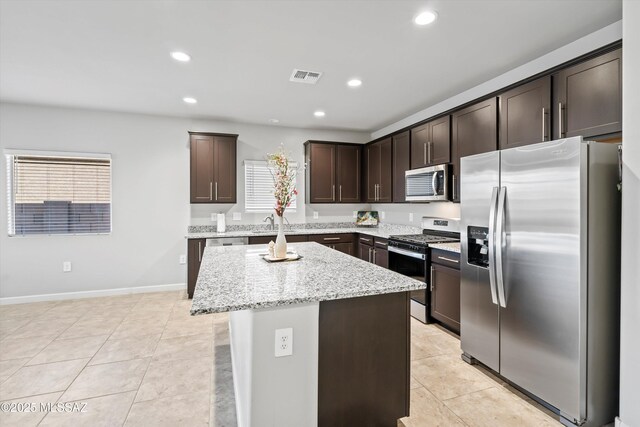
[0,103,367,299]
[618,2,640,427]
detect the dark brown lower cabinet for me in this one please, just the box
[430,260,460,333]
[330,242,354,256]
[373,239,388,269]
[359,242,372,262]
[187,238,206,299]
[318,292,410,426]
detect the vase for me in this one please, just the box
[275,214,287,258]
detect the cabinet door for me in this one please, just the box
[378,138,393,202]
[410,123,429,169]
[187,239,206,299]
[373,248,388,269]
[332,242,354,256]
[309,143,336,203]
[392,131,410,203]
[190,135,214,203]
[213,135,237,203]
[336,145,361,203]
[366,143,380,202]
[554,48,622,140]
[451,98,498,202]
[359,243,372,262]
[499,76,551,149]
[430,115,451,165]
[430,264,460,332]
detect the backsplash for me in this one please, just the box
[187,222,421,234]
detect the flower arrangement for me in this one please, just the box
[267,145,298,217]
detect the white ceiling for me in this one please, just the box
[0,0,622,133]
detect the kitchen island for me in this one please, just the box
[191,242,425,427]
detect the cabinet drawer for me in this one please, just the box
[358,234,374,246]
[309,233,354,244]
[374,238,388,250]
[430,249,460,269]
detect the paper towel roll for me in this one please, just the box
[216,213,226,233]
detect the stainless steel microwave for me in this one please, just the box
[405,164,449,201]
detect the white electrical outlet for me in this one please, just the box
[63,261,72,272]
[233,212,242,221]
[352,211,357,218]
[409,213,414,222]
[274,327,293,357]
[380,211,386,220]
[179,255,186,264]
[313,212,319,219]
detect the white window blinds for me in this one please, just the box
[244,160,297,213]
[6,152,112,236]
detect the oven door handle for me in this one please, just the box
[388,246,426,260]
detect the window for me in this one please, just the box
[244,160,297,213]
[5,151,112,236]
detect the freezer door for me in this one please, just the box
[498,137,585,422]
[460,151,500,372]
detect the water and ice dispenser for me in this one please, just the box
[467,226,489,268]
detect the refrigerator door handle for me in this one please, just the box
[488,186,500,305]
[495,186,507,308]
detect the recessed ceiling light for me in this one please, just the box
[414,11,438,26]
[183,97,197,104]
[314,111,325,118]
[171,51,191,62]
[347,79,362,87]
[269,119,280,124]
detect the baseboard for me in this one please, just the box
[0,283,186,305]
[615,417,630,427]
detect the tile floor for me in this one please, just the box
[0,290,561,427]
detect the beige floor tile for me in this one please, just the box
[89,334,161,365]
[0,316,32,337]
[135,356,212,402]
[0,391,63,427]
[412,332,462,361]
[161,317,213,339]
[110,318,167,340]
[27,335,108,366]
[411,355,496,401]
[125,391,210,427]
[409,376,422,390]
[124,308,172,322]
[57,317,123,340]
[0,359,88,400]
[0,302,59,318]
[153,334,213,362]
[39,390,136,427]
[0,358,31,383]
[5,317,76,340]
[61,358,150,402]
[0,335,55,361]
[400,387,467,427]
[444,387,561,427]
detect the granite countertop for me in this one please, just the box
[428,242,461,254]
[185,223,421,240]
[190,242,427,315]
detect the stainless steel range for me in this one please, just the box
[388,217,459,323]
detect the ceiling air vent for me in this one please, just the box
[289,69,323,84]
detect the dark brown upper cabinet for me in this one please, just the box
[366,138,393,203]
[189,132,237,204]
[553,48,622,140]
[451,98,498,202]
[305,141,361,203]
[392,131,410,203]
[410,116,450,169]
[499,76,551,149]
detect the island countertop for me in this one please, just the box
[190,241,426,315]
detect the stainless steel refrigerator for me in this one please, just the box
[460,136,620,427]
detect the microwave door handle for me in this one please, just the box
[495,187,507,308]
[431,171,438,196]
[488,186,500,305]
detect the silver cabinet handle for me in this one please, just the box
[541,107,546,141]
[428,141,432,164]
[430,266,434,292]
[488,186,499,305]
[495,186,507,308]
[215,182,218,201]
[368,247,372,263]
[332,184,335,201]
[437,256,459,263]
[323,237,340,241]
[558,102,564,138]
[373,249,376,264]
[198,241,202,262]
[339,185,342,202]
[453,175,457,200]
[423,142,427,165]
[360,237,372,243]
[209,182,213,201]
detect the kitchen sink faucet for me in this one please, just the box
[263,214,275,230]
